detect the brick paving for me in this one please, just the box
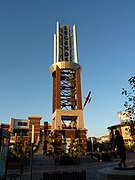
[7,152,135,180]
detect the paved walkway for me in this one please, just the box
[7,152,135,180]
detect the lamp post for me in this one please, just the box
[29,124,34,180]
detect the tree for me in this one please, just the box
[50,131,62,157]
[122,76,135,139]
[68,137,85,158]
[12,139,31,160]
[122,76,135,118]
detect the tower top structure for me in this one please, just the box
[49,22,81,74]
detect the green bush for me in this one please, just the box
[68,137,85,158]
[125,140,135,153]
[11,139,31,160]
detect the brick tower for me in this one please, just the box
[49,22,87,150]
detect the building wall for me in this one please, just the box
[108,123,134,141]
[28,116,42,142]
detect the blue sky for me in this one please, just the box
[0,0,135,137]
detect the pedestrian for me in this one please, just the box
[114,129,126,168]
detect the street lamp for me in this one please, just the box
[29,124,34,180]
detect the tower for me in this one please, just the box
[49,22,87,150]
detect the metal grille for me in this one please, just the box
[60,69,76,110]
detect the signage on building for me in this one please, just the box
[53,22,78,64]
[59,25,70,61]
[10,118,29,131]
[118,108,133,122]
[18,121,28,126]
[121,126,131,139]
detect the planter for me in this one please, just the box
[7,161,21,168]
[101,152,111,162]
[60,155,71,165]
[60,155,78,165]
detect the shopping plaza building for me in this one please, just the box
[0,116,87,153]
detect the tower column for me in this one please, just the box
[76,69,82,109]
[55,66,61,109]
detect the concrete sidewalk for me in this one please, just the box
[6,152,135,180]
